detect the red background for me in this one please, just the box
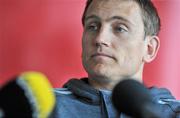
[0,0,180,99]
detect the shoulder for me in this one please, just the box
[53,88,76,102]
[53,88,75,104]
[51,88,75,118]
[157,99,180,118]
[149,87,180,117]
[53,88,72,95]
[158,99,180,113]
[52,88,76,110]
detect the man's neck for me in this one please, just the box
[88,78,118,90]
[88,75,143,90]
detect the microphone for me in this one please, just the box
[112,79,161,118]
[0,71,55,118]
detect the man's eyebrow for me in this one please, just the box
[84,15,134,26]
[85,15,100,22]
[108,16,134,26]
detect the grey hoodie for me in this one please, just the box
[51,78,180,118]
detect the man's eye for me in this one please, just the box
[86,24,99,31]
[115,26,128,33]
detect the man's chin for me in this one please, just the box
[92,64,108,73]
[84,63,114,78]
[88,67,111,79]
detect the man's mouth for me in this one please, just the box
[91,53,114,59]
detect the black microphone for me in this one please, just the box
[112,79,161,118]
[0,71,55,118]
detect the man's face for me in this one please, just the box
[82,0,147,81]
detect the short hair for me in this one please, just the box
[82,0,161,36]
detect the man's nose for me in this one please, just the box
[94,26,111,47]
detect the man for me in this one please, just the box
[52,0,180,118]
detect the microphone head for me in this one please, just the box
[20,72,56,118]
[112,79,153,117]
[0,71,55,118]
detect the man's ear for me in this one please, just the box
[143,35,160,63]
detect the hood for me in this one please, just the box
[63,78,175,105]
[63,78,101,105]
